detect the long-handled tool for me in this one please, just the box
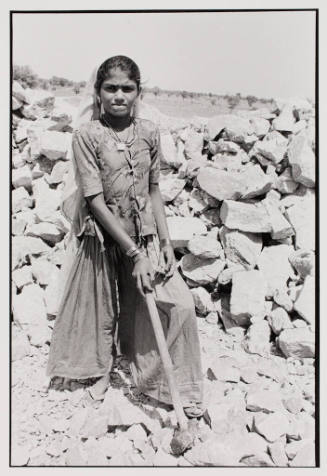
[144,291,197,456]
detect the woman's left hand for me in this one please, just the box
[159,244,176,279]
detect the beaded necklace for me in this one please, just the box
[101,114,136,150]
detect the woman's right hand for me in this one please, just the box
[132,255,155,297]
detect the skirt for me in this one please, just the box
[46,230,204,406]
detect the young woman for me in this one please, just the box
[46,56,204,418]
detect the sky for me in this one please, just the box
[12,10,316,99]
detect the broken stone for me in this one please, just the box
[240,366,258,384]
[48,160,69,184]
[190,287,214,315]
[12,80,30,104]
[243,321,271,356]
[159,131,181,169]
[65,444,88,466]
[39,130,70,160]
[285,438,314,460]
[289,249,315,279]
[12,187,33,213]
[12,265,34,290]
[288,132,315,188]
[258,245,294,298]
[277,328,315,358]
[184,437,240,466]
[275,167,299,194]
[207,114,254,142]
[12,236,51,263]
[12,165,33,190]
[273,289,293,312]
[252,131,288,164]
[249,117,270,137]
[12,326,31,361]
[214,139,240,154]
[289,441,315,467]
[241,452,275,466]
[79,408,108,439]
[12,283,46,327]
[268,440,288,466]
[181,254,225,286]
[293,276,315,326]
[44,267,61,316]
[25,222,64,245]
[31,258,59,286]
[220,200,271,233]
[220,226,262,269]
[246,389,284,413]
[230,270,266,326]
[187,234,222,259]
[285,199,315,251]
[207,358,241,383]
[167,216,206,248]
[268,307,293,335]
[261,196,294,240]
[197,165,272,201]
[184,130,204,160]
[253,411,290,442]
[159,177,185,202]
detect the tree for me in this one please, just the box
[227,94,241,111]
[246,95,257,109]
[13,64,39,88]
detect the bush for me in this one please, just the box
[13,64,39,89]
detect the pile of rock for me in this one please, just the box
[11,82,316,466]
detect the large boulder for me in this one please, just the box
[180,254,225,286]
[251,131,288,165]
[190,287,215,315]
[220,226,262,269]
[243,320,271,356]
[187,234,222,259]
[25,222,64,245]
[39,131,70,160]
[258,245,295,297]
[33,177,62,220]
[220,200,271,233]
[261,196,294,240]
[159,176,186,202]
[288,132,315,188]
[277,328,315,358]
[230,270,267,325]
[285,198,315,251]
[167,217,206,248]
[207,114,254,142]
[196,165,272,201]
[289,249,315,278]
[272,105,295,133]
[293,276,315,326]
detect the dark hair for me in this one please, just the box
[94,55,141,94]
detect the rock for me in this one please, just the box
[220,226,262,269]
[12,236,51,264]
[184,438,240,466]
[25,222,64,245]
[12,96,24,110]
[240,366,258,384]
[159,131,181,168]
[277,328,315,358]
[205,311,219,325]
[39,130,70,160]
[275,167,299,194]
[253,411,290,442]
[258,245,294,298]
[243,321,271,356]
[153,449,178,466]
[272,105,295,133]
[31,258,59,286]
[180,254,225,286]
[218,263,245,285]
[12,80,30,104]
[11,444,30,466]
[33,177,62,219]
[246,389,284,413]
[190,287,214,315]
[65,444,87,466]
[273,289,293,312]
[268,440,288,466]
[44,267,61,316]
[207,359,241,383]
[12,165,33,190]
[187,234,222,259]
[241,452,275,466]
[188,188,207,213]
[289,441,315,467]
[12,326,31,361]
[48,160,69,184]
[289,249,315,278]
[252,131,288,164]
[83,440,108,466]
[261,196,294,240]
[12,150,26,168]
[230,270,266,325]
[159,176,185,202]
[12,210,35,236]
[293,276,315,326]
[12,187,33,213]
[207,114,254,141]
[184,130,204,160]
[125,424,148,442]
[288,132,315,188]
[196,165,272,201]
[167,216,206,248]
[249,117,270,137]
[79,409,108,439]
[282,395,304,415]
[213,139,240,154]
[220,200,271,233]
[285,199,315,250]
[12,265,33,289]
[285,438,314,460]
[268,307,293,335]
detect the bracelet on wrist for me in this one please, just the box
[132,250,146,263]
[160,238,172,247]
[126,245,139,258]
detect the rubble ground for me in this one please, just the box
[11,85,316,466]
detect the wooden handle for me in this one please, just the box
[145,292,188,431]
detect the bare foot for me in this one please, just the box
[87,373,111,401]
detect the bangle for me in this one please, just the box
[132,250,146,263]
[160,238,172,247]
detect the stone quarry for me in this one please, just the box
[11,81,316,467]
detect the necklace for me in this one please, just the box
[101,114,136,151]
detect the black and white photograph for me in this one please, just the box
[7,3,321,470]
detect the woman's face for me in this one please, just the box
[99,68,139,118]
